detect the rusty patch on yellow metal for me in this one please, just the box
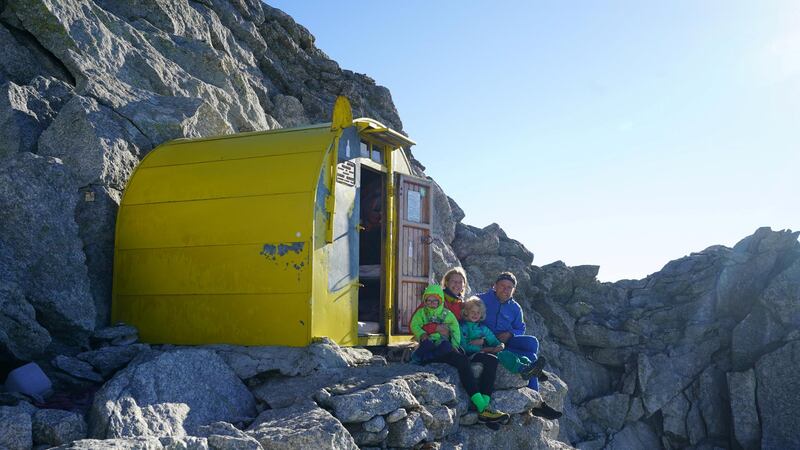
[260,242,305,261]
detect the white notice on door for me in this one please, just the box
[407,190,421,222]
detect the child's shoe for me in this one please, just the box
[478,408,511,424]
[484,421,501,431]
[531,402,563,420]
[520,356,547,380]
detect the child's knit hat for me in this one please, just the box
[422,284,445,303]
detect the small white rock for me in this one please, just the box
[459,412,478,426]
[386,408,407,423]
[363,415,386,433]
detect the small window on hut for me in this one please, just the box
[371,146,382,164]
[360,141,370,158]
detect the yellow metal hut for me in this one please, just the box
[112,97,433,347]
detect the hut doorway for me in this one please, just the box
[357,167,385,335]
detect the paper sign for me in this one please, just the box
[407,190,421,222]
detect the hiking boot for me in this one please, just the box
[492,407,512,425]
[538,371,549,383]
[478,408,511,424]
[484,421,501,431]
[520,356,547,380]
[531,402,563,420]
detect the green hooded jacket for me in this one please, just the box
[410,284,461,347]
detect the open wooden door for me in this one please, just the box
[395,174,433,334]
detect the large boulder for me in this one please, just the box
[535,298,578,349]
[0,22,74,85]
[89,349,256,438]
[7,0,263,135]
[717,228,800,319]
[573,323,639,348]
[74,185,122,328]
[452,414,570,450]
[53,436,208,449]
[0,152,94,356]
[731,302,787,371]
[32,409,88,446]
[578,393,629,432]
[321,379,418,423]
[418,404,457,440]
[636,334,722,415]
[385,411,427,448]
[758,255,800,329]
[692,365,730,440]
[605,422,660,450]
[77,343,150,378]
[0,402,35,450]
[661,392,690,445]
[551,348,612,405]
[755,340,800,449]
[211,340,372,381]
[0,281,51,361]
[728,369,760,450]
[492,388,543,415]
[246,404,357,450]
[0,76,72,157]
[37,94,151,188]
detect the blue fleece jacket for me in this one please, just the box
[478,289,526,336]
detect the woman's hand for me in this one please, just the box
[436,324,450,337]
[481,345,503,354]
[496,332,513,343]
[469,338,485,346]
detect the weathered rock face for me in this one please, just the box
[0,0,401,361]
[446,222,800,448]
[755,339,800,450]
[0,152,94,360]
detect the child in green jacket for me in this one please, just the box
[410,284,509,424]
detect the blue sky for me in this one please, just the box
[269,1,800,281]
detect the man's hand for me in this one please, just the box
[435,324,450,337]
[469,338,485,346]
[496,332,513,343]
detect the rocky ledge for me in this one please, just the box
[0,335,573,449]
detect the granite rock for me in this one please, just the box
[89,349,256,438]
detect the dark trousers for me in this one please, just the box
[470,352,499,397]
[414,340,498,397]
[414,340,477,395]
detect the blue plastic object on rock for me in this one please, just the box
[5,362,52,402]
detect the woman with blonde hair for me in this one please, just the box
[440,267,468,319]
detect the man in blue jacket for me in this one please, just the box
[478,272,546,390]
[479,272,562,420]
